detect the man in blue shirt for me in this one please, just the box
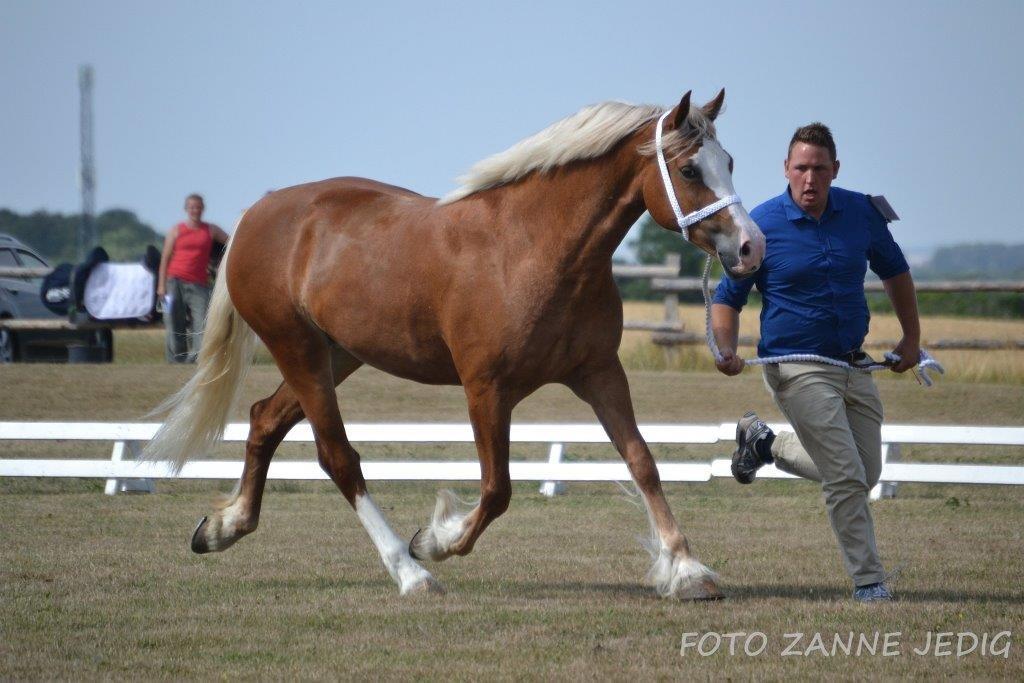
[711,123,922,603]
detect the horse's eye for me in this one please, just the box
[680,165,699,180]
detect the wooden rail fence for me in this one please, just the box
[4,261,1022,349]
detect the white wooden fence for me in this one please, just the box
[0,421,1022,500]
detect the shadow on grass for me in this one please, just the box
[463,580,1024,605]
[723,583,1024,605]
[501,581,657,600]
[499,581,821,602]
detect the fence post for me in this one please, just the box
[661,253,682,365]
[539,443,566,497]
[661,253,682,327]
[104,440,155,495]
[871,443,901,501]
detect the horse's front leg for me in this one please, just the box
[411,382,512,562]
[568,360,723,600]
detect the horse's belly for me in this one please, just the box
[356,346,461,385]
[325,321,462,386]
[363,355,461,385]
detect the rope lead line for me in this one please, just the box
[699,255,945,387]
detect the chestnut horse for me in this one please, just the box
[145,90,765,599]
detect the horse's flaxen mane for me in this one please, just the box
[439,101,714,204]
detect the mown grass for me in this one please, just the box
[3,482,1022,679]
[1,358,1023,679]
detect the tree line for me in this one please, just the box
[0,208,162,263]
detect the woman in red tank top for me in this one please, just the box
[158,194,230,363]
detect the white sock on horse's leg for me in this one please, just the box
[192,488,255,553]
[410,489,473,562]
[354,492,443,595]
[639,496,721,600]
[645,544,719,599]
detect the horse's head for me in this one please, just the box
[641,90,765,279]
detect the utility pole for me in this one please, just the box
[78,64,96,259]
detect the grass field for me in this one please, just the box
[620,301,1024,384]
[2,339,1023,678]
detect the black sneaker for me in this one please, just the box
[732,411,772,484]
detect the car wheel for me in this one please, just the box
[0,327,16,363]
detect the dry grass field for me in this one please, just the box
[620,301,1024,383]
[102,304,1024,385]
[2,350,1023,679]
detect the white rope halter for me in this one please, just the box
[654,109,741,241]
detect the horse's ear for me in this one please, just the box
[702,88,726,121]
[672,90,693,129]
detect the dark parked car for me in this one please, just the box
[0,233,112,363]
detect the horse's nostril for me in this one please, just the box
[740,242,751,257]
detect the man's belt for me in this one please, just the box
[834,350,895,369]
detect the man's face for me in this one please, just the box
[185,198,204,222]
[784,142,839,219]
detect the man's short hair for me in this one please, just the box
[788,123,837,161]
[185,193,204,205]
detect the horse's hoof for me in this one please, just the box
[403,575,446,596]
[408,528,425,561]
[190,516,211,554]
[689,578,725,601]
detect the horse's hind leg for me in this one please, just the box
[260,329,441,595]
[568,359,723,600]
[191,347,362,553]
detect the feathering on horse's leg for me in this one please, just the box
[410,383,512,562]
[567,360,722,600]
[409,490,475,562]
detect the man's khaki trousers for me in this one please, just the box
[762,362,886,587]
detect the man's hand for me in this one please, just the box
[882,272,922,374]
[715,348,745,376]
[711,304,744,376]
[890,336,920,373]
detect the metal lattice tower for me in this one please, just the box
[78,65,96,259]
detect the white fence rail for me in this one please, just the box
[1,422,1022,500]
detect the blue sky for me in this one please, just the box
[2,0,1021,258]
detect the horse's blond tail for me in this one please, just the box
[142,228,257,473]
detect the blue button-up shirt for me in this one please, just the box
[713,186,909,360]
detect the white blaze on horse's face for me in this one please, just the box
[692,138,766,277]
